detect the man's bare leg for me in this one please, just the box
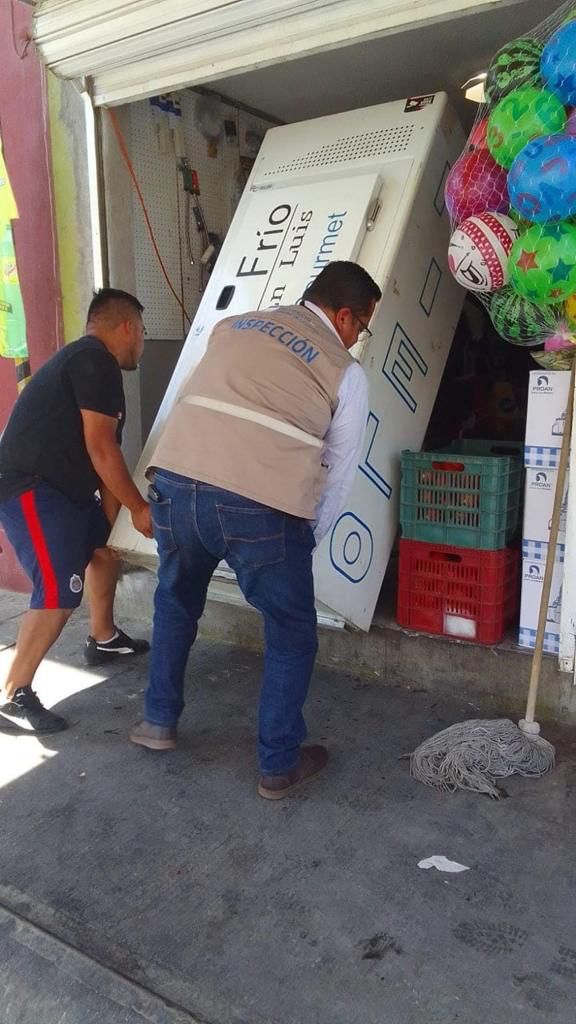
[85,546,118,642]
[83,547,150,665]
[0,607,71,731]
[3,608,72,700]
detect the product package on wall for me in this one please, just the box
[110,95,465,630]
[519,539,565,655]
[524,369,570,467]
[524,466,569,544]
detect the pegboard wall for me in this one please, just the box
[128,92,274,340]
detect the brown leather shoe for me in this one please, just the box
[129,720,177,751]
[257,745,328,800]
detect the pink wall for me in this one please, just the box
[0,1,62,591]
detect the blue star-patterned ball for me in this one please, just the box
[508,134,576,222]
[541,21,576,105]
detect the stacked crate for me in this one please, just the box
[397,440,523,645]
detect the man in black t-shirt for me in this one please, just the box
[0,288,153,734]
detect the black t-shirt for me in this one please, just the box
[0,336,125,504]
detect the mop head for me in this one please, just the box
[410,719,555,800]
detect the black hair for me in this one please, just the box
[302,261,381,315]
[87,288,144,324]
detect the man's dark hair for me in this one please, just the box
[302,261,381,315]
[87,288,144,326]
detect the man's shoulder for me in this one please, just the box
[214,305,303,330]
[69,334,103,349]
[39,335,110,372]
[64,335,113,361]
[336,360,369,409]
[343,359,369,388]
[63,337,121,381]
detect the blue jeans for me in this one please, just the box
[145,471,318,775]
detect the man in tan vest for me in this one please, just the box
[130,261,381,799]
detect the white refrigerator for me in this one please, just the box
[110,93,466,631]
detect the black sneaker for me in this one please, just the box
[0,687,68,733]
[84,628,150,666]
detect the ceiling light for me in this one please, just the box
[462,73,487,104]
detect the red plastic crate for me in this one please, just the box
[397,539,519,645]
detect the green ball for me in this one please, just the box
[508,208,532,232]
[509,223,576,304]
[487,87,567,169]
[485,37,544,104]
[489,286,558,344]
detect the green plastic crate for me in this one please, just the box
[445,439,524,459]
[400,441,523,549]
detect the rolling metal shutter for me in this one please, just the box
[33,0,502,106]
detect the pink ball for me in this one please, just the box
[445,150,509,224]
[469,117,489,151]
[544,322,576,351]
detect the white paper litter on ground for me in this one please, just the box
[417,856,470,873]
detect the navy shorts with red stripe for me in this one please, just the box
[0,483,111,610]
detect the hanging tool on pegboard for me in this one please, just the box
[178,159,220,292]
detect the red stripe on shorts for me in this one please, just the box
[20,490,59,609]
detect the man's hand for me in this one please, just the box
[131,501,153,539]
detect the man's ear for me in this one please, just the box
[333,307,350,330]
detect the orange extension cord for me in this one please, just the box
[107,107,192,326]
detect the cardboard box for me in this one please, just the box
[523,467,568,546]
[518,539,564,655]
[524,370,570,470]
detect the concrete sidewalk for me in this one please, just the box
[1,906,198,1024]
[1,591,576,1024]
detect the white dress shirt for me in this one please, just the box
[303,301,369,543]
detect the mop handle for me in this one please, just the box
[523,361,576,726]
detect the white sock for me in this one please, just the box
[96,630,120,645]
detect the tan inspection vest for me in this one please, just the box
[148,304,354,519]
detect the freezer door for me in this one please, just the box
[109,173,381,567]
